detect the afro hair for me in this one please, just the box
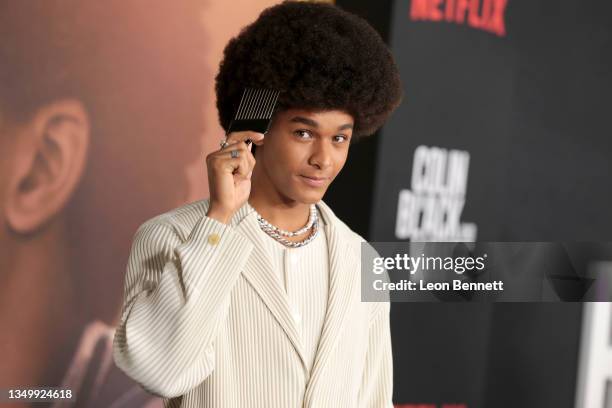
[215,1,402,140]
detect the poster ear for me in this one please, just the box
[5,99,89,234]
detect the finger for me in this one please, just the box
[222,150,238,163]
[233,153,250,179]
[218,140,246,154]
[211,152,239,169]
[210,145,254,177]
[251,134,265,146]
[226,131,264,145]
[216,149,247,175]
[247,150,256,169]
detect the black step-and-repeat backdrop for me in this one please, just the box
[369,1,612,407]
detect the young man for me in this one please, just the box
[113,2,402,407]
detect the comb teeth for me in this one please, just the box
[235,88,279,119]
[228,87,280,135]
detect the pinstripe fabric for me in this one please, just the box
[254,215,329,372]
[112,198,393,407]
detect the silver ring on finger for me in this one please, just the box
[230,150,239,159]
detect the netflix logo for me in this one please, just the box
[409,0,508,37]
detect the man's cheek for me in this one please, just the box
[335,159,348,176]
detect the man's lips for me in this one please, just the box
[299,175,329,187]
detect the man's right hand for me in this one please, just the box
[205,131,264,224]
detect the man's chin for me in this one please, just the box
[278,182,327,205]
[296,191,326,205]
[280,191,322,206]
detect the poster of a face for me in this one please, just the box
[0,1,279,406]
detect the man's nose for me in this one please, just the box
[309,140,333,170]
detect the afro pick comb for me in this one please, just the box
[227,88,280,145]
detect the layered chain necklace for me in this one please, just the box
[256,204,319,248]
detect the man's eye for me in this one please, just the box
[334,135,348,143]
[294,130,312,139]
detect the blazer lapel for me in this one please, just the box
[229,199,360,391]
[234,211,309,373]
[303,202,360,404]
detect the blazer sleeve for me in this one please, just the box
[112,214,254,398]
[358,301,394,408]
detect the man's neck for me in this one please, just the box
[248,192,312,233]
[248,165,313,232]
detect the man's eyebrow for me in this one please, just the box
[290,116,319,127]
[290,116,353,131]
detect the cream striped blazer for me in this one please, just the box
[112,198,393,407]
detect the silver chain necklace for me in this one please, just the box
[255,205,319,248]
[257,205,317,237]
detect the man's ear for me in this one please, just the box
[5,99,89,234]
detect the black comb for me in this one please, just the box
[227,88,280,144]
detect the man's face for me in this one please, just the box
[256,108,354,204]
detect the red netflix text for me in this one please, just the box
[409,0,508,37]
